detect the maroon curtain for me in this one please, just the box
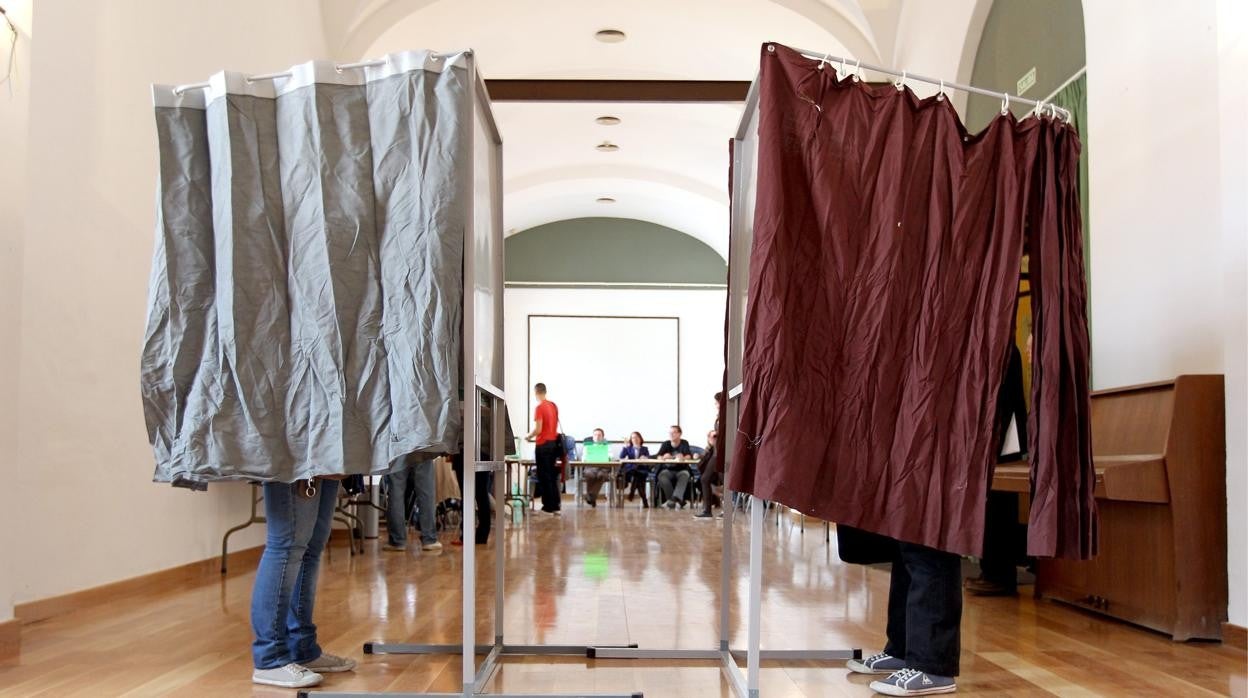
[728,44,1095,559]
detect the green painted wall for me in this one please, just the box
[965,0,1086,134]
[505,218,727,285]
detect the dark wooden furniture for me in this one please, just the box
[991,375,1227,641]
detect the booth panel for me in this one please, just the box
[472,89,505,393]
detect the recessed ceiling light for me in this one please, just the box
[596,197,616,204]
[595,29,627,43]
[596,141,620,152]
[596,115,621,126]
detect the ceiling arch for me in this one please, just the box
[322,0,882,66]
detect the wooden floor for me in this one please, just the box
[1,502,1244,697]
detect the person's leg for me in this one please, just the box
[673,470,691,503]
[657,469,674,503]
[287,479,340,665]
[251,482,320,670]
[411,460,439,546]
[475,471,492,544]
[384,469,409,548]
[883,546,910,661]
[699,465,718,514]
[898,541,963,677]
[584,471,605,503]
[535,443,560,512]
[971,491,1020,593]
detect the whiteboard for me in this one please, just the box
[527,315,679,443]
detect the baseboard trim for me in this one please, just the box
[0,618,19,661]
[1223,622,1247,650]
[15,545,264,626]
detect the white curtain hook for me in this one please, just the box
[840,56,848,79]
[852,58,862,83]
[895,70,906,91]
[818,53,830,70]
[937,79,946,101]
[1000,92,1010,116]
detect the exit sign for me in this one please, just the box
[1017,67,1037,96]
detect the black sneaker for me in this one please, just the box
[692,512,714,520]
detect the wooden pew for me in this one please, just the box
[990,375,1227,641]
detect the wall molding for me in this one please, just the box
[15,545,264,626]
[0,618,19,661]
[1224,622,1247,651]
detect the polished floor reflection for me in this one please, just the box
[0,503,1244,696]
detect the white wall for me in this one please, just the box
[0,0,34,624]
[504,288,726,453]
[1085,0,1247,626]
[9,0,329,606]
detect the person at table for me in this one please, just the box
[692,428,719,520]
[581,428,612,508]
[524,382,562,516]
[619,431,652,506]
[655,424,693,508]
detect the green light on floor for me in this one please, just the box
[583,550,609,580]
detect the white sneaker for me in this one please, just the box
[252,663,323,688]
[422,541,443,552]
[303,653,357,673]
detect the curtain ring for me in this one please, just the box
[937,79,946,101]
[852,58,862,83]
[839,56,848,79]
[895,70,906,91]
[1000,92,1010,116]
[1032,100,1044,120]
[817,53,830,71]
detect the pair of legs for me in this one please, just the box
[251,479,340,670]
[657,468,691,506]
[451,452,493,545]
[581,466,611,506]
[534,441,562,512]
[699,460,720,515]
[968,491,1024,594]
[384,460,437,548]
[623,469,649,505]
[883,540,963,678]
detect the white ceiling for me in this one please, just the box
[314,0,931,258]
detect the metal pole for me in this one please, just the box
[461,51,479,698]
[493,396,506,646]
[747,500,763,697]
[781,43,1072,121]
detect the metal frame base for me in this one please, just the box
[300,641,641,698]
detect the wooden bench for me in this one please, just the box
[990,375,1227,641]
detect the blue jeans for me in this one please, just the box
[251,479,339,670]
[385,459,437,546]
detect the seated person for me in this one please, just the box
[692,429,719,520]
[655,425,693,509]
[580,428,612,508]
[619,431,652,506]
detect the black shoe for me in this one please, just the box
[665,500,676,509]
[692,511,713,520]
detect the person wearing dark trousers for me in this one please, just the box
[451,451,492,545]
[692,429,718,519]
[865,540,962,695]
[966,340,1030,597]
[655,425,693,508]
[619,431,651,506]
[525,382,562,515]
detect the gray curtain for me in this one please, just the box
[142,52,469,484]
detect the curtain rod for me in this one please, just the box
[780,44,1072,122]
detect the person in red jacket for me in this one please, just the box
[525,383,562,515]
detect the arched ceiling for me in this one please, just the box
[314,0,924,258]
